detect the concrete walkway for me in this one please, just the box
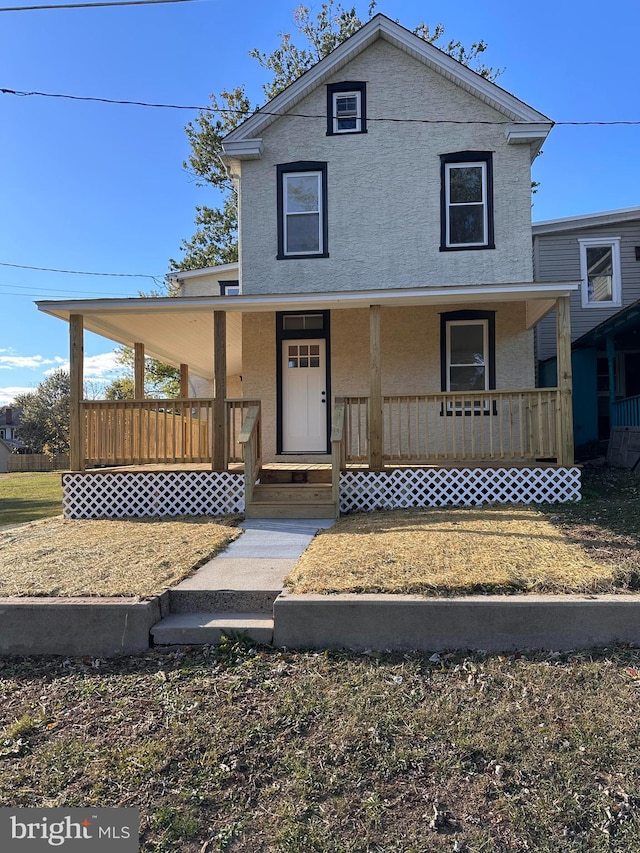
[174,517,336,594]
[150,518,335,647]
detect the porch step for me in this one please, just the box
[169,588,279,614]
[151,612,274,646]
[246,482,336,519]
[258,468,332,484]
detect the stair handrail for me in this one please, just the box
[238,404,262,507]
[331,398,346,518]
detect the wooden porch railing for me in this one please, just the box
[238,404,261,505]
[83,399,214,465]
[612,394,640,428]
[344,389,561,464]
[226,398,261,463]
[82,398,260,467]
[331,398,346,516]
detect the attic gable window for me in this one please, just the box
[277,162,329,259]
[579,237,622,308]
[326,82,367,135]
[440,152,495,251]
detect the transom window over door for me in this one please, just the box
[440,152,494,250]
[277,162,328,259]
[579,237,622,307]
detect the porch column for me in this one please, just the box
[606,334,615,428]
[556,296,574,465]
[134,342,145,399]
[212,310,227,471]
[69,313,85,472]
[180,363,189,399]
[369,304,383,470]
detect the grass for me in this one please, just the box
[2,642,640,851]
[287,465,640,596]
[0,472,63,526]
[0,516,241,597]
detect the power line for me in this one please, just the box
[0,0,198,11]
[0,261,162,280]
[1,87,640,125]
[0,281,140,296]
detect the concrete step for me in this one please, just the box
[252,483,333,503]
[245,502,336,519]
[151,612,274,646]
[169,588,279,614]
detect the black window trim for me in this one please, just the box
[326,81,367,136]
[219,280,239,296]
[276,161,329,260]
[440,309,496,416]
[440,151,495,252]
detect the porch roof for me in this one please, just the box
[37,280,579,380]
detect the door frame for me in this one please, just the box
[276,310,331,454]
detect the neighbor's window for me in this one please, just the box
[441,311,496,412]
[220,280,239,295]
[579,237,622,308]
[326,82,367,135]
[440,152,494,250]
[277,162,328,259]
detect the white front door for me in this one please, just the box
[282,339,327,452]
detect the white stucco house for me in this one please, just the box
[37,14,581,519]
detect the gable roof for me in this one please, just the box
[222,13,552,160]
[533,207,640,236]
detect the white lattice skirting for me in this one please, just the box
[339,467,582,512]
[63,472,245,519]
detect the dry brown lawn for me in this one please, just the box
[0,516,240,597]
[286,506,623,596]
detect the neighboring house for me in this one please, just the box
[37,14,581,519]
[0,408,26,449]
[534,208,640,448]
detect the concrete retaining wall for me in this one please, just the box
[274,593,640,652]
[0,594,168,657]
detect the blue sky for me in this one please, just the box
[1,0,638,405]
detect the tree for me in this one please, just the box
[103,348,181,400]
[171,1,501,271]
[13,370,70,456]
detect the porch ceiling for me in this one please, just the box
[37,281,579,378]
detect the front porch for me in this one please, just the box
[39,281,581,518]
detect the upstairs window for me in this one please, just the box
[277,162,328,259]
[579,237,622,308]
[326,82,367,135]
[440,152,494,250]
[220,280,239,295]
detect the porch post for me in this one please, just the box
[69,313,85,472]
[180,363,189,399]
[134,343,145,399]
[605,334,615,428]
[369,304,383,469]
[556,296,574,465]
[212,310,227,471]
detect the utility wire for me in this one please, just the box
[0,261,162,279]
[0,281,141,296]
[2,87,640,125]
[0,0,198,11]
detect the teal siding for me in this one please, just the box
[538,349,598,448]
